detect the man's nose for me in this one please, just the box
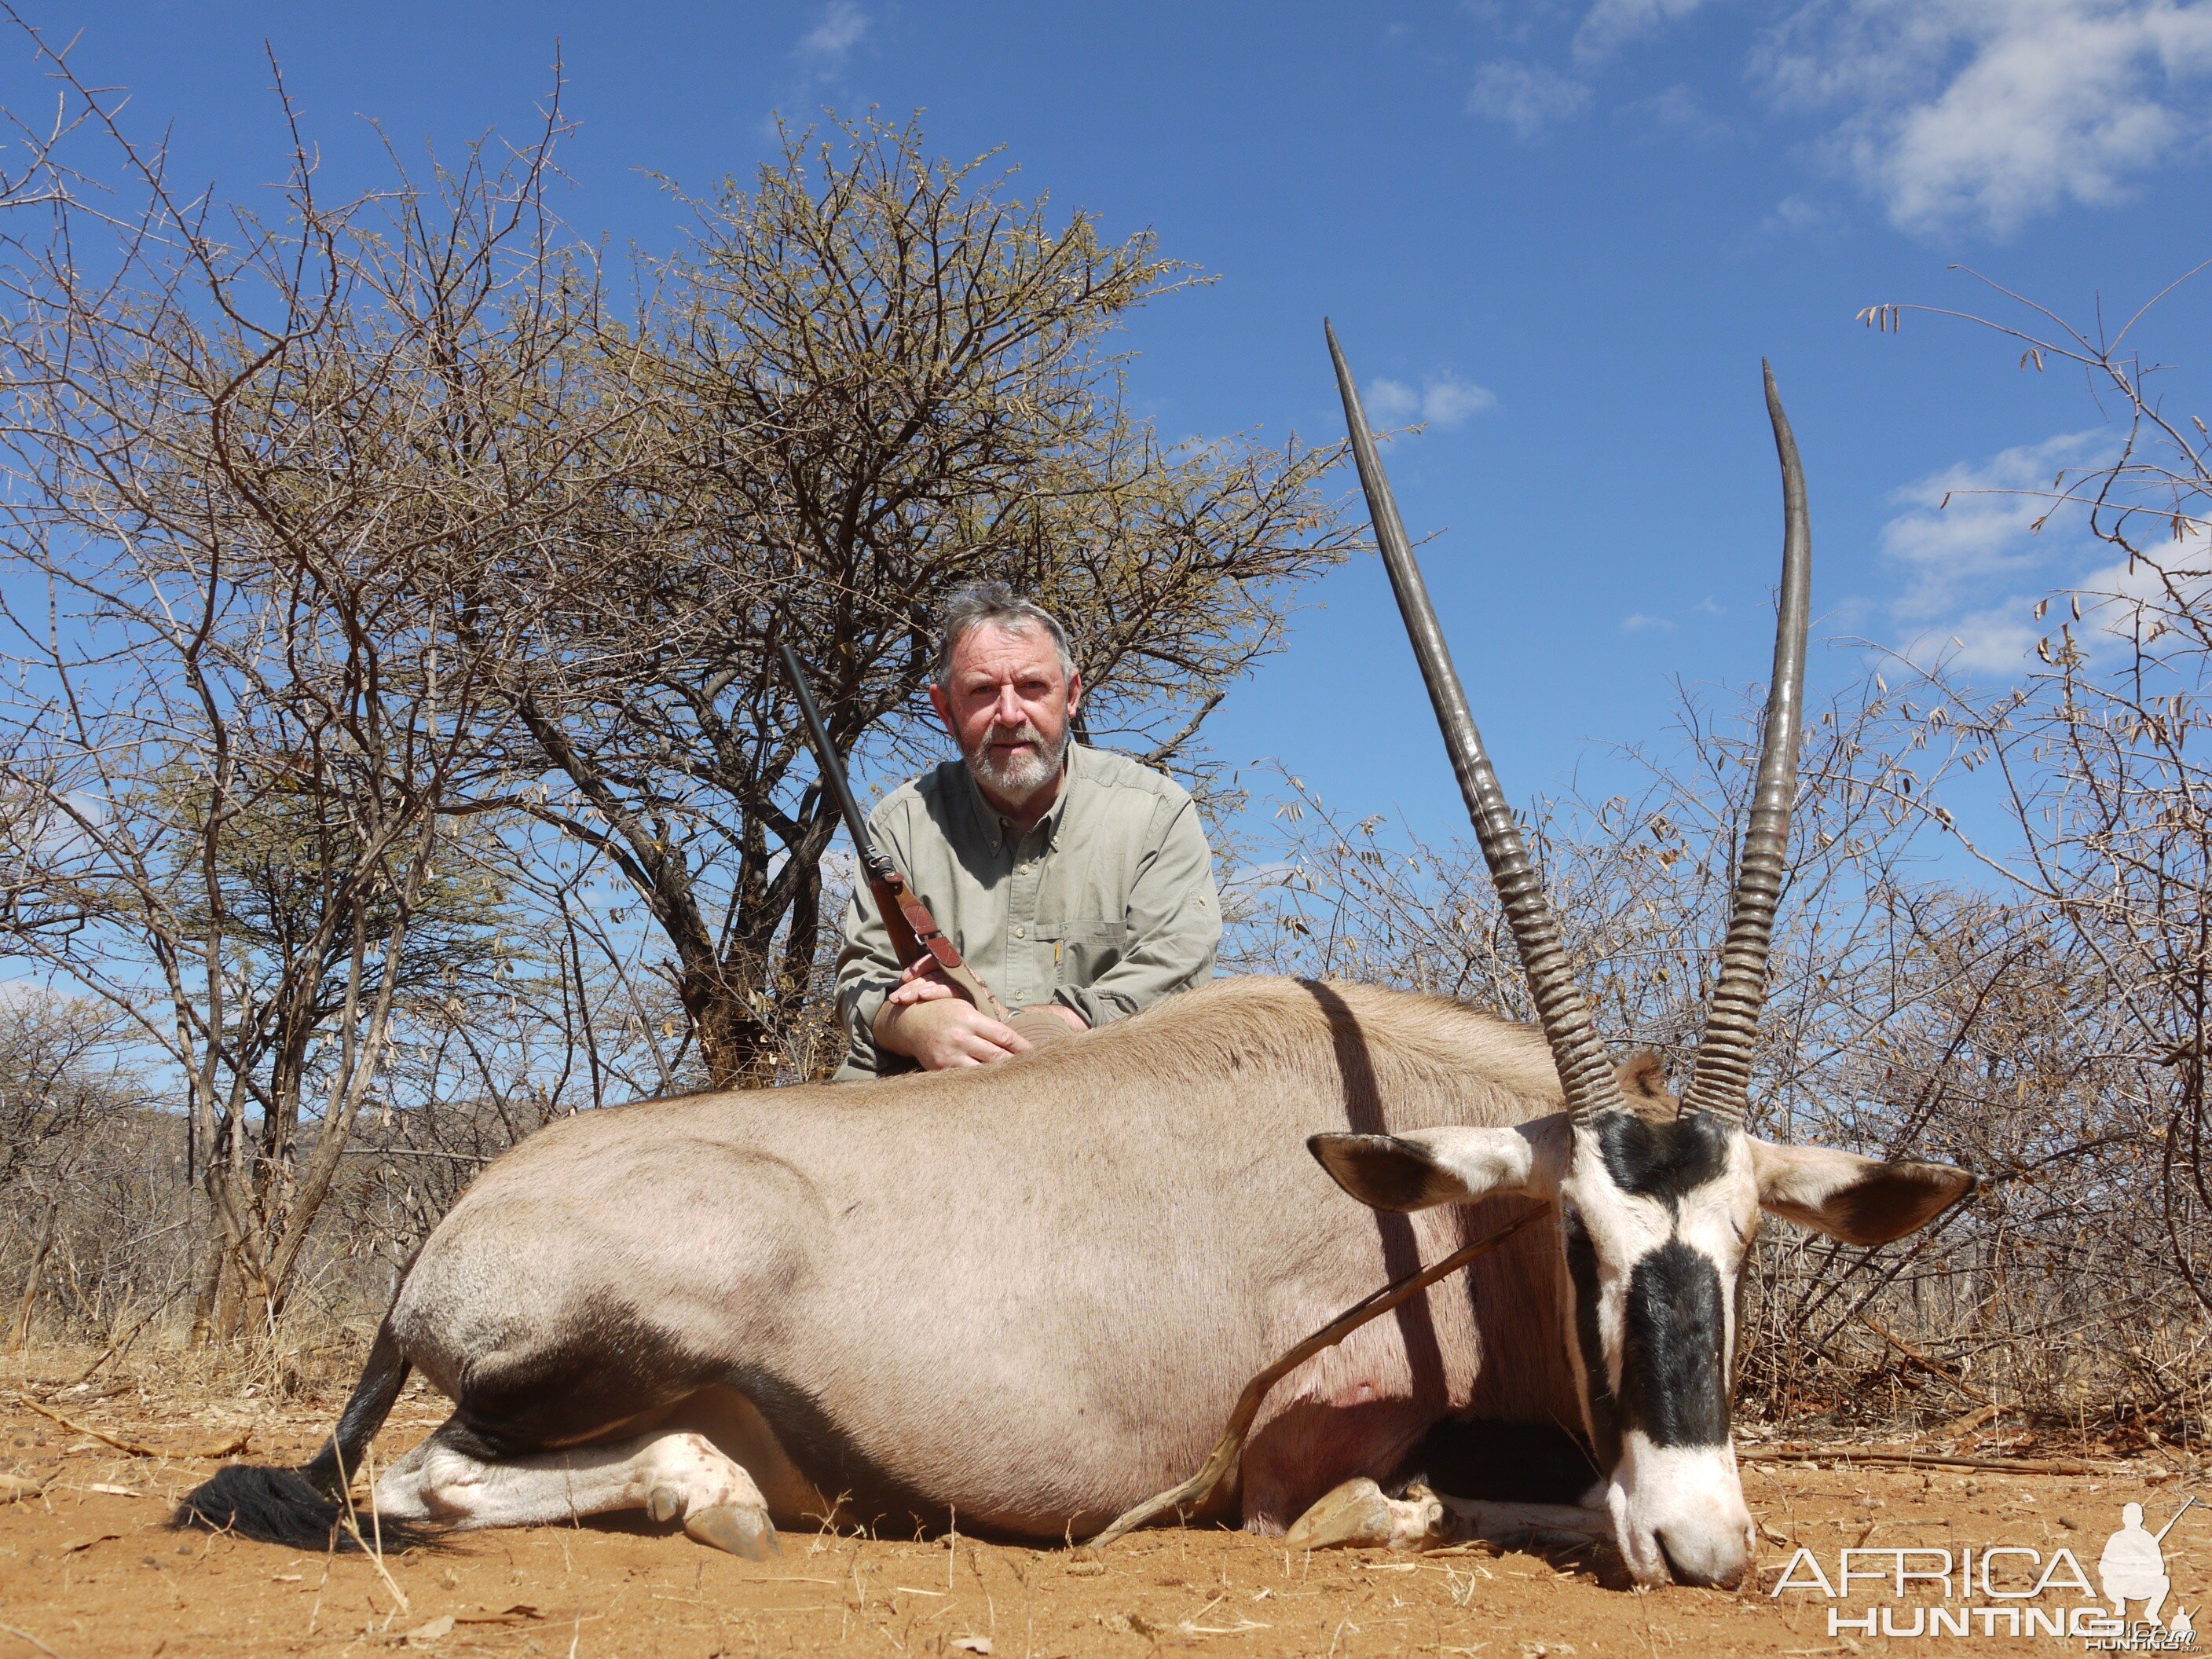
[989,685,1024,724]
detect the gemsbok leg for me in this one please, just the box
[1287,1478,1610,1553]
[370,1421,780,1558]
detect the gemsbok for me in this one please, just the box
[178,332,1972,1590]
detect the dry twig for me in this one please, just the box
[14,1395,247,1460]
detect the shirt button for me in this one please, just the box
[1013,926,1027,939]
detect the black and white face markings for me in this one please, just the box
[1558,1108,1760,1589]
[1308,1111,1972,1587]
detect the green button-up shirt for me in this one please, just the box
[833,742,1220,1079]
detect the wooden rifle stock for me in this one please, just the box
[869,862,1007,1021]
[868,870,925,972]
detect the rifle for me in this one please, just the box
[778,644,1010,1021]
[2155,1496,2197,1544]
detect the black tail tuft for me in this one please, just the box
[174,1313,434,1551]
[172,1463,438,1551]
[173,1463,346,1547]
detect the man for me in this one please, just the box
[833,583,1220,1078]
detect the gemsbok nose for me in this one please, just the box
[1653,1522,1752,1591]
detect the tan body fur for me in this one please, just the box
[389,976,1584,1537]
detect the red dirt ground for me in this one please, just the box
[0,1364,2199,1657]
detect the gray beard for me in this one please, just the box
[966,722,1069,807]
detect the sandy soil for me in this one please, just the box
[0,1367,2198,1658]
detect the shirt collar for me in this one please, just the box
[966,741,1084,855]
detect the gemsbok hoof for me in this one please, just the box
[1286,1478,1445,1552]
[684,1503,780,1559]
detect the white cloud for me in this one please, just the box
[1879,430,2110,621]
[1869,430,2212,677]
[2076,532,2212,643]
[1759,0,2212,236]
[1576,0,1718,60]
[1468,60,1594,140]
[796,2,870,74]
[1619,598,1726,633]
[1552,0,2212,234]
[1902,602,2046,672]
[1421,375,1499,423]
[1901,546,2199,672]
[1623,83,1734,141]
[1366,372,1500,429]
[1762,192,1844,235]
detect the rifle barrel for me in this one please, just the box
[777,644,878,865]
[2156,1495,2197,1544]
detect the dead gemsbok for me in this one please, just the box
[178,334,1971,1590]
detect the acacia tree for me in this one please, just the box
[0,993,142,1348]
[1867,269,2212,1316]
[0,49,641,1339]
[496,116,1357,1087]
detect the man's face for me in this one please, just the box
[930,621,1081,809]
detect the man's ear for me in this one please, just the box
[927,681,954,732]
[1309,1123,1556,1214]
[1751,1141,1976,1245]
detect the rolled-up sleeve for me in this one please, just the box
[1052,793,1219,1029]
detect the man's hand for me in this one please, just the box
[1030,1003,1088,1037]
[874,962,1033,1069]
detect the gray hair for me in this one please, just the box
[933,582,1076,687]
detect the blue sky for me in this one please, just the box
[7,0,2207,849]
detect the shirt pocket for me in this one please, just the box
[1033,918,1129,987]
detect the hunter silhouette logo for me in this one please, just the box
[1771,1496,2199,1645]
[2100,1500,2195,1633]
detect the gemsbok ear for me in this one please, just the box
[1308,1125,1558,1214]
[1751,1141,1976,1245]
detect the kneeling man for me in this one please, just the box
[834,584,1220,1078]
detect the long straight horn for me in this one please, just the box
[1679,361,1812,1126]
[1326,320,1624,1125]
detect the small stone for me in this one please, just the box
[950,1639,992,1655]
[404,1614,456,1646]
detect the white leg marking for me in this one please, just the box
[1433,1494,1611,1548]
[1284,1478,1447,1551]
[372,1430,778,1555]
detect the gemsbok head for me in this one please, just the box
[1307,327,1975,1588]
